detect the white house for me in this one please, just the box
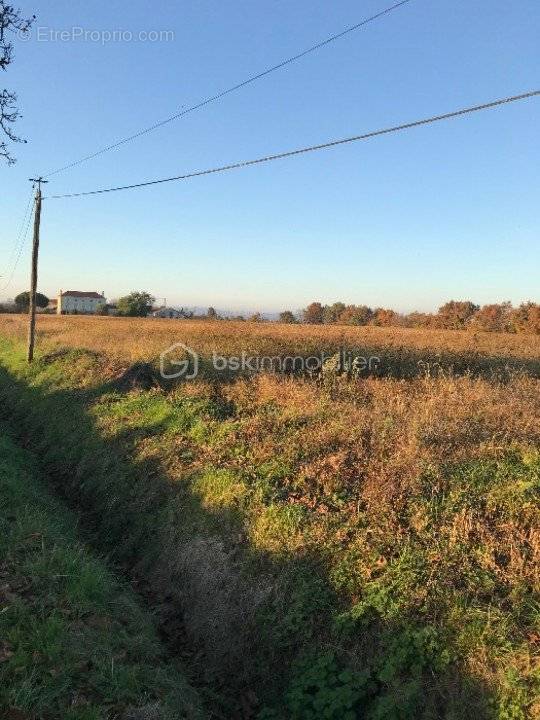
[57,290,105,315]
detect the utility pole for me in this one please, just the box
[27,177,48,362]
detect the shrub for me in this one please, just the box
[279,310,297,324]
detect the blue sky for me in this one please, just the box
[1,0,538,312]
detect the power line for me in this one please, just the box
[3,186,34,266]
[45,90,539,201]
[43,0,413,178]
[0,186,35,293]
[0,193,35,293]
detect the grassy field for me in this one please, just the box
[0,315,539,718]
[1,313,540,369]
[0,427,205,720]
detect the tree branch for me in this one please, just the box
[0,2,35,163]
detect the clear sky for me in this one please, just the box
[1,0,538,312]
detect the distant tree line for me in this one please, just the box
[288,300,540,335]
[2,291,537,335]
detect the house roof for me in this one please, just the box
[61,291,104,299]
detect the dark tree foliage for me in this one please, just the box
[14,290,48,311]
[0,2,35,164]
[117,291,155,317]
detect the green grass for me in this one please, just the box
[0,428,205,720]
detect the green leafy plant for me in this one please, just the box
[260,652,372,720]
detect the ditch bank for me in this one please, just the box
[0,425,206,720]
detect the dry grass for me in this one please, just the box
[1,313,539,366]
[0,317,539,716]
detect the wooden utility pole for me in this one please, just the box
[27,177,48,362]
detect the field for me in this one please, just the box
[2,313,540,366]
[0,314,539,719]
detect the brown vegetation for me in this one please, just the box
[0,315,539,716]
[0,313,539,367]
[297,299,540,334]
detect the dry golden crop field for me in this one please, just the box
[1,313,539,371]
